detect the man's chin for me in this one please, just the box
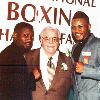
[25,46,32,52]
[76,39,83,43]
[25,48,31,52]
[72,34,83,43]
[25,45,32,49]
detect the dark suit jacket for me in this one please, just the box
[0,42,35,100]
[26,48,73,100]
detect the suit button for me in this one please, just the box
[45,91,48,95]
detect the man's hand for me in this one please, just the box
[32,67,41,80]
[76,62,84,73]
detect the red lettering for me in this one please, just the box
[0,29,4,40]
[21,4,36,22]
[40,6,52,23]
[59,9,71,26]
[5,29,9,41]
[7,2,19,20]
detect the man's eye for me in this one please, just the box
[78,25,83,29]
[45,38,49,41]
[71,26,75,30]
[53,38,57,41]
[24,34,28,37]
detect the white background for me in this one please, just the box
[0,0,100,53]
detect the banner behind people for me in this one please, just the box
[0,0,99,54]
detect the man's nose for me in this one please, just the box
[74,27,80,33]
[26,35,33,41]
[49,38,53,44]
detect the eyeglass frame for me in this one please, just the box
[41,36,60,43]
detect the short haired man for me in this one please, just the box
[26,26,73,100]
[71,11,100,100]
[0,22,35,100]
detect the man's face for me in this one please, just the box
[40,29,60,57]
[71,18,91,42]
[16,28,34,50]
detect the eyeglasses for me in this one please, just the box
[42,37,59,43]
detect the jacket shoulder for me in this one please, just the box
[25,48,40,57]
[25,48,40,64]
[0,45,13,63]
[59,51,71,61]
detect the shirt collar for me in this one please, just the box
[40,47,59,68]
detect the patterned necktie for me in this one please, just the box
[47,57,55,87]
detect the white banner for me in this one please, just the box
[0,0,99,53]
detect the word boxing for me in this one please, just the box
[7,2,71,26]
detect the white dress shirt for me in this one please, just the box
[40,47,59,90]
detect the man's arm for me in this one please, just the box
[76,42,100,80]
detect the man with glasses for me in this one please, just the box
[25,26,74,100]
[0,22,36,100]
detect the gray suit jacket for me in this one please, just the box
[26,48,73,100]
[72,33,100,100]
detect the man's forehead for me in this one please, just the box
[43,33,58,38]
[71,18,88,26]
[18,28,33,34]
[43,29,57,35]
[72,18,87,23]
[21,27,32,31]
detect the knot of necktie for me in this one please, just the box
[47,57,54,68]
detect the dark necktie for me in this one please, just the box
[47,57,55,87]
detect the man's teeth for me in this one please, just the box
[76,34,81,36]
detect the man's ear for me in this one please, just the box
[39,35,41,41]
[88,24,91,30]
[13,32,18,41]
[39,35,42,43]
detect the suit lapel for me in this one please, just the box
[34,49,47,91]
[49,52,64,89]
[38,51,65,91]
[32,48,40,67]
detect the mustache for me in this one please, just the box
[71,33,80,43]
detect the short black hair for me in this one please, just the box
[72,11,90,23]
[14,22,34,35]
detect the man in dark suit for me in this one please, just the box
[0,22,36,100]
[26,26,74,100]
